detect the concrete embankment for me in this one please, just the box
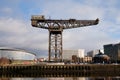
[0,64,120,77]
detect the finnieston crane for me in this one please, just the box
[31,15,99,62]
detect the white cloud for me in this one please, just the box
[39,0,120,51]
[0,7,13,14]
[63,27,116,51]
[115,12,120,24]
[0,17,48,52]
[0,18,28,35]
[1,0,120,56]
[41,0,104,19]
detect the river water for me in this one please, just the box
[0,76,120,80]
[1,64,120,80]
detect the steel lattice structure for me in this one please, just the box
[31,15,99,61]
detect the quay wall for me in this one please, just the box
[0,64,120,77]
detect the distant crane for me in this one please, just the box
[31,15,99,61]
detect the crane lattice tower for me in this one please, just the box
[31,15,99,61]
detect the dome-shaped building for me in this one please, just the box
[0,47,36,65]
[93,50,110,63]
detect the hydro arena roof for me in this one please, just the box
[0,47,36,60]
[0,47,36,55]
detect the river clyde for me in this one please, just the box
[0,64,120,80]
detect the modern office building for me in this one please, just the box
[87,50,99,57]
[104,43,120,62]
[63,49,84,61]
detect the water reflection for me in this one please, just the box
[0,77,120,80]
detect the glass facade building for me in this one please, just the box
[104,43,120,62]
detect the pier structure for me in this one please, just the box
[31,15,99,61]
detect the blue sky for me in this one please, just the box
[0,0,120,57]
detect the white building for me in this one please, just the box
[63,49,84,60]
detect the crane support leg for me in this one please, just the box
[49,31,62,61]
